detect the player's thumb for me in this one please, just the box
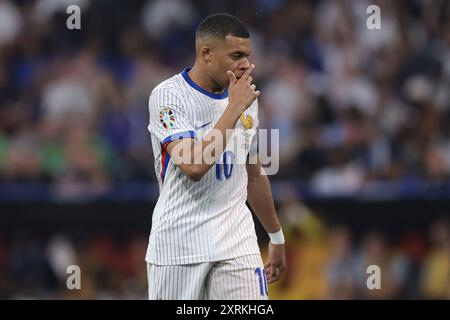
[227,70,236,85]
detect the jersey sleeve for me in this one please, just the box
[148,86,196,148]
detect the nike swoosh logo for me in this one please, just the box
[194,122,211,130]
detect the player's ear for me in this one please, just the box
[200,46,212,63]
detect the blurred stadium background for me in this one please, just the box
[1,0,450,299]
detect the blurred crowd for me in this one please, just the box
[267,194,450,300]
[1,194,449,299]
[0,232,149,299]
[0,0,449,199]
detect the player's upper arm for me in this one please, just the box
[148,87,202,181]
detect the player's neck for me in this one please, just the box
[188,66,225,95]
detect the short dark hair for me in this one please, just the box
[196,13,250,40]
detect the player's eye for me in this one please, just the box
[231,53,249,60]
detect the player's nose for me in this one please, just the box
[240,57,251,71]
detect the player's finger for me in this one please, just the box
[264,266,271,275]
[240,64,254,81]
[267,269,277,283]
[245,76,253,84]
[250,84,256,91]
[268,276,278,283]
[227,70,237,85]
[266,265,275,275]
[273,266,285,281]
[267,263,283,282]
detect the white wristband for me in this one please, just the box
[268,229,285,245]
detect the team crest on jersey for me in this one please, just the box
[239,113,253,130]
[160,108,175,130]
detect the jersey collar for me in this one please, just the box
[181,68,228,100]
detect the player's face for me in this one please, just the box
[211,35,252,88]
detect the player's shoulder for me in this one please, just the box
[150,72,184,98]
[148,72,191,115]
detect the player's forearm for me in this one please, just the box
[247,174,281,233]
[186,104,242,179]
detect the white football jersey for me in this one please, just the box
[146,68,260,265]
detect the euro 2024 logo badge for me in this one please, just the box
[160,108,175,130]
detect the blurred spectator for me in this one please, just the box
[141,0,196,40]
[420,220,450,299]
[53,120,114,200]
[0,0,23,47]
[324,225,356,299]
[353,232,410,299]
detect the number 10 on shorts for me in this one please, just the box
[255,267,268,297]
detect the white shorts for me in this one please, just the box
[147,254,269,300]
